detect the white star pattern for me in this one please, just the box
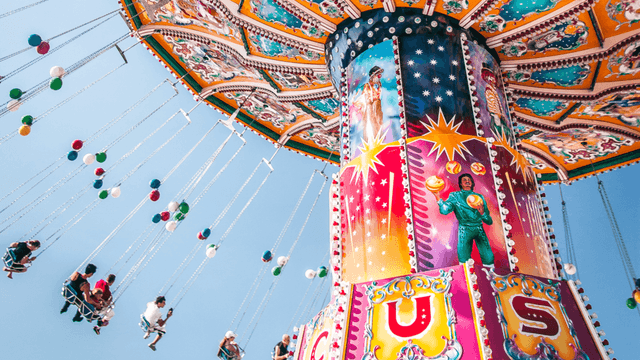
[416,49,423,55]
[449,74,456,81]
[365,219,370,225]
[375,196,380,202]
[382,202,387,208]
[427,39,434,44]
[446,90,453,96]
[438,46,444,51]
[367,232,371,237]
[381,218,387,224]
[432,77,440,84]
[408,60,415,66]
[414,72,421,78]
[430,59,437,65]
[351,216,355,221]
[381,179,387,185]
[349,196,354,203]
[364,194,370,201]
[451,60,459,66]
[381,235,386,240]
[365,208,370,214]
[435,96,443,102]
[356,205,360,211]
[423,90,430,97]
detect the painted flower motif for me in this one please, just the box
[606,0,640,30]
[442,0,469,14]
[501,41,528,57]
[358,0,378,8]
[319,1,343,18]
[479,14,506,33]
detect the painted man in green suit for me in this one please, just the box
[432,173,495,267]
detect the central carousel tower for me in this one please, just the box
[120,0,631,358]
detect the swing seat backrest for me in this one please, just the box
[217,347,233,360]
[139,315,153,333]
[61,283,99,321]
[2,249,16,268]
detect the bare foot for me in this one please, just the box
[6,272,13,279]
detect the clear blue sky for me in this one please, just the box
[0,1,637,359]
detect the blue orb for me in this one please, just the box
[149,178,161,189]
[262,250,273,262]
[202,228,211,238]
[152,214,162,223]
[67,150,78,161]
[28,34,42,47]
[93,179,103,189]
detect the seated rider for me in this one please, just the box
[274,334,291,360]
[60,263,99,322]
[142,296,173,351]
[92,274,116,335]
[219,331,241,360]
[3,240,40,279]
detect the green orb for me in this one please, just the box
[95,152,107,163]
[174,212,185,221]
[21,115,33,126]
[627,298,637,309]
[9,88,23,99]
[98,190,109,199]
[49,77,62,90]
[272,266,282,276]
[179,202,189,214]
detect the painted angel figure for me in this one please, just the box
[350,66,384,144]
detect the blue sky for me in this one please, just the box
[0,1,638,359]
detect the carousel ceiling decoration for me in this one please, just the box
[120,0,640,183]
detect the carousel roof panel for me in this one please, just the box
[121,0,640,182]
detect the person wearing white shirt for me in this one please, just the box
[142,296,173,351]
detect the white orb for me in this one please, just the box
[564,263,577,275]
[110,187,121,198]
[50,66,65,78]
[277,256,288,267]
[206,244,217,258]
[7,100,21,112]
[83,153,95,165]
[165,221,177,232]
[168,201,179,212]
[305,269,317,279]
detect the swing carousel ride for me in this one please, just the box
[1,0,640,358]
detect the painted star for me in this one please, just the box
[423,90,431,97]
[381,235,386,239]
[351,215,355,221]
[435,96,443,102]
[349,196,354,202]
[381,179,387,185]
[449,75,456,81]
[430,59,437,65]
[417,108,476,161]
[366,219,370,225]
[414,72,421,78]
[416,49,423,55]
[364,194,370,201]
[408,60,415,66]
[451,60,459,66]
[438,46,445,51]
[382,202,387,208]
[356,205,360,211]
[365,208,370,214]
[427,39,435,44]
[446,90,453,96]
[432,77,440,84]
[375,196,380,202]
[381,218,387,224]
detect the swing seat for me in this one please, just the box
[2,248,30,271]
[61,282,100,322]
[139,314,153,333]
[218,345,245,360]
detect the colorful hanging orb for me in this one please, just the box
[95,152,107,163]
[167,201,179,212]
[262,250,273,262]
[93,179,103,189]
[277,256,288,267]
[49,77,62,90]
[149,179,161,189]
[36,41,50,55]
[165,221,177,232]
[72,139,83,150]
[67,150,78,161]
[149,190,160,202]
[206,244,217,258]
[111,186,121,198]
[179,202,189,214]
[28,34,42,46]
[83,153,95,165]
[627,298,637,309]
[160,211,170,221]
[7,100,21,112]
[470,162,486,176]
[21,115,33,126]
[50,66,65,78]
[318,266,328,278]
[305,269,317,279]
[98,190,109,199]
[272,266,282,276]
[446,160,461,174]
[174,212,185,221]
[152,214,162,223]
[19,125,30,136]
[94,167,105,176]
[197,228,211,240]
[564,263,577,275]
[634,289,640,304]
[9,88,23,99]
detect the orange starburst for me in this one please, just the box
[493,131,535,184]
[415,108,476,161]
[342,134,386,184]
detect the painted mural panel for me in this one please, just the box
[223,92,306,129]
[490,141,556,279]
[503,65,592,89]
[513,97,572,120]
[344,265,481,360]
[475,0,574,35]
[400,31,476,138]
[574,90,640,127]
[529,128,635,163]
[602,41,640,80]
[476,267,605,359]
[339,142,411,283]
[347,40,402,158]
[405,111,510,273]
[299,304,335,360]
[248,0,326,39]
[594,0,640,37]
[466,41,515,146]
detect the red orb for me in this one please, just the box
[149,190,160,202]
[72,139,83,150]
[160,211,170,221]
[94,167,105,176]
[36,41,50,55]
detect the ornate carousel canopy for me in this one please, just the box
[121,0,640,183]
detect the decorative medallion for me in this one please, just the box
[530,128,635,163]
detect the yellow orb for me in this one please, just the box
[466,194,483,209]
[446,160,461,174]
[634,289,640,304]
[425,175,445,192]
[19,125,31,136]
[471,162,486,176]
